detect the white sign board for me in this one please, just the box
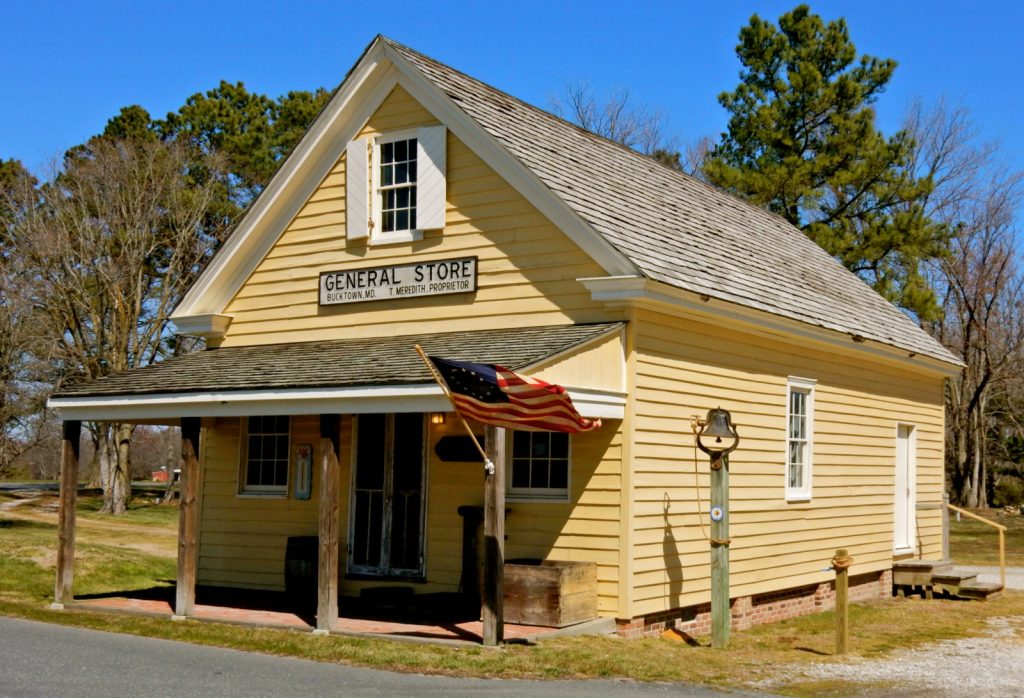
[319,257,478,306]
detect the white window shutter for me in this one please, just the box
[346,137,369,240]
[416,126,446,230]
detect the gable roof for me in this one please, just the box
[382,38,958,367]
[173,35,959,368]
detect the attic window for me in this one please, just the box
[345,126,447,244]
[376,135,418,235]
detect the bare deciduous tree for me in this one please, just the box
[911,99,1024,507]
[7,138,222,512]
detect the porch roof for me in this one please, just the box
[48,323,626,423]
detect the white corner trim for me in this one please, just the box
[172,314,233,339]
[578,276,962,377]
[47,384,624,423]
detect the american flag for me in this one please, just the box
[428,356,602,433]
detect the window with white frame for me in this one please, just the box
[345,125,446,244]
[509,431,570,501]
[240,415,290,495]
[786,377,816,500]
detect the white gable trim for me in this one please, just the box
[579,275,962,377]
[380,42,637,278]
[173,38,637,324]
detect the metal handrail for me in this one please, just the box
[947,503,1006,589]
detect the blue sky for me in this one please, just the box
[3,1,1022,175]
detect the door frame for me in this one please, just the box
[347,413,428,578]
[894,422,917,553]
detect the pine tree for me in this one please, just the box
[705,5,949,319]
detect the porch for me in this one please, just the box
[46,324,626,645]
[67,586,577,645]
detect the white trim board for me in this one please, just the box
[48,384,626,423]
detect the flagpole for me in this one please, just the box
[414,344,493,471]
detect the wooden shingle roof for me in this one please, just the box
[54,323,623,398]
[383,38,958,366]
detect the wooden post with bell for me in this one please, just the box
[694,407,740,651]
[710,453,730,649]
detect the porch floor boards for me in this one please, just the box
[69,593,558,644]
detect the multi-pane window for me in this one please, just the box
[509,431,569,500]
[378,137,417,234]
[241,415,290,494]
[786,378,815,500]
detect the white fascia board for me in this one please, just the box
[47,385,624,423]
[171,313,233,339]
[579,276,962,378]
[381,44,638,279]
[173,45,399,319]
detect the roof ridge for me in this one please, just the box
[380,36,805,235]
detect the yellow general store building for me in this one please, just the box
[49,36,961,639]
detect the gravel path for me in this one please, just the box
[959,565,1024,590]
[754,616,1024,696]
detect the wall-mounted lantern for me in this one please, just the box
[692,406,739,650]
[430,412,447,425]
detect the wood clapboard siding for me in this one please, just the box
[220,85,615,346]
[197,416,320,591]
[198,411,623,613]
[628,308,944,618]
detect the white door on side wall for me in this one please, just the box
[894,424,917,552]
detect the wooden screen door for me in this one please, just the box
[348,413,426,577]
[894,424,917,552]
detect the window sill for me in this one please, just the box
[236,491,287,499]
[785,493,812,503]
[507,493,569,504]
[345,572,427,583]
[369,230,424,245]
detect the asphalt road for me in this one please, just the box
[0,617,761,697]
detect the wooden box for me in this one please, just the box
[503,559,598,627]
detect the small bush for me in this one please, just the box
[992,476,1024,508]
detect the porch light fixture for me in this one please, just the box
[430,412,447,425]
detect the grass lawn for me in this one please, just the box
[1,492,1023,696]
[948,508,1024,567]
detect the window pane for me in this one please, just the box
[382,164,393,186]
[409,208,416,230]
[384,189,395,209]
[382,211,394,232]
[531,460,548,489]
[408,160,417,182]
[396,210,408,231]
[551,434,568,458]
[408,138,417,156]
[381,142,393,163]
[550,460,568,489]
[513,432,529,457]
[512,459,529,488]
[532,435,550,459]
[396,187,409,208]
[248,434,261,461]
[394,140,406,161]
[396,162,408,184]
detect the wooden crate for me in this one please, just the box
[503,559,598,627]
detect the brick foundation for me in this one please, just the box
[616,568,893,638]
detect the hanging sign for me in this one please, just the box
[319,256,478,306]
[294,443,313,500]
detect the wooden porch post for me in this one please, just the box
[52,420,81,609]
[174,417,201,619]
[482,424,506,646]
[316,414,341,634]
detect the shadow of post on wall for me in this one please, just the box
[663,492,683,609]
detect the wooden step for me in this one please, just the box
[932,571,978,587]
[957,581,1003,601]
[893,559,952,586]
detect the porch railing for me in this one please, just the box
[947,503,1006,589]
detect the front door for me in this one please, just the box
[349,413,426,577]
[894,424,916,552]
